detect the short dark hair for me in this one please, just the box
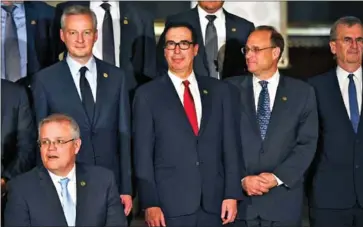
[255,25,285,60]
[330,16,363,41]
[162,22,198,44]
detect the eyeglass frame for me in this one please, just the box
[37,138,77,148]
[241,46,276,55]
[164,40,195,50]
[332,37,363,46]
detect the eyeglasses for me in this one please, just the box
[241,46,276,55]
[38,138,76,148]
[333,37,363,46]
[164,40,194,50]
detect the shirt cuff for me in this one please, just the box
[273,174,284,186]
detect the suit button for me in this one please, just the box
[356,165,360,169]
[196,161,200,166]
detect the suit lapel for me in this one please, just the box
[196,77,212,136]
[38,166,68,226]
[75,164,90,226]
[93,59,108,126]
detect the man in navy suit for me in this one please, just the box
[227,26,318,227]
[1,1,56,86]
[53,1,157,90]
[31,5,132,217]
[307,16,363,227]
[4,114,127,227]
[157,1,254,80]
[133,22,243,227]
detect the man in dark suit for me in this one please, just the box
[227,26,318,227]
[31,5,132,217]
[133,22,243,227]
[4,114,127,226]
[1,1,56,86]
[307,16,363,227]
[157,1,254,80]
[53,1,157,90]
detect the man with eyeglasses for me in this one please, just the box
[133,22,243,227]
[4,113,127,226]
[226,25,318,227]
[307,16,363,227]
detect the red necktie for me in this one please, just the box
[183,80,199,135]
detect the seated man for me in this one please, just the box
[4,113,127,227]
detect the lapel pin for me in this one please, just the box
[231,28,236,32]
[31,20,36,25]
[80,181,86,187]
[103,73,108,78]
[123,18,128,25]
[282,96,287,101]
[203,89,208,95]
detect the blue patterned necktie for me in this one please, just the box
[348,74,360,133]
[257,81,271,139]
[59,178,76,226]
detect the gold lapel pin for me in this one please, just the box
[123,17,128,25]
[80,181,86,187]
[103,73,108,78]
[231,28,236,32]
[31,20,36,25]
[282,96,287,101]
[203,89,208,95]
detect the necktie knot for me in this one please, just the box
[2,5,16,14]
[206,15,217,23]
[79,66,88,77]
[59,177,70,189]
[101,2,111,11]
[348,73,355,80]
[183,80,191,87]
[259,80,268,89]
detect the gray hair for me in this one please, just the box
[330,16,363,41]
[60,5,97,30]
[38,114,80,139]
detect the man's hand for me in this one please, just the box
[145,207,166,227]
[221,199,237,225]
[259,173,278,189]
[242,175,270,196]
[120,195,133,216]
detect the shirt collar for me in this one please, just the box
[253,70,280,87]
[168,70,197,88]
[90,1,119,9]
[48,165,76,184]
[66,55,96,76]
[1,2,24,10]
[336,65,362,82]
[197,5,225,21]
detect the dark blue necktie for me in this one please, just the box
[257,81,271,139]
[79,66,95,122]
[348,74,360,133]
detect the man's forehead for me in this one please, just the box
[337,24,363,36]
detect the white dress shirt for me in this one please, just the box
[336,66,362,119]
[168,70,202,127]
[48,165,77,207]
[197,5,226,51]
[90,1,121,67]
[66,55,97,101]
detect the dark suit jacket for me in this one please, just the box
[4,163,127,226]
[307,69,363,209]
[157,7,254,80]
[31,58,132,195]
[17,2,56,86]
[1,79,36,180]
[133,73,244,218]
[53,1,157,90]
[227,74,318,222]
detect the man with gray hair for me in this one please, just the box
[31,4,133,217]
[4,113,127,226]
[307,16,363,227]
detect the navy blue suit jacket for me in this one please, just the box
[31,58,132,195]
[133,73,243,218]
[4,164,127,226]
[53,1,157,90]
[227,75,318,222]
[307,69,363,209]
[157,7,254,79]
[1,79,36,180]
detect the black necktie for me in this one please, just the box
[205,15,218,79]
[79,67,95,122]
[2,5,21,82]
[100,2,115,65]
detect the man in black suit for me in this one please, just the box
[157,0,254,80]
[227,26,318,227]
[53,1,157,90]
[32,5,132,217]
[1,1,57,86]
[307,16,363,227]
[133,22,243,227]
[4,113,127,227]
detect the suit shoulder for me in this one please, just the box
[135,76,164,95]
[8,167,38,189]
[78,164,115,180]
[224,75,248,87]
[34,61,65,82]
[308,69,335,86]
[284,76,313,91]
[225,11,254,27]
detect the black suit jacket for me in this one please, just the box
[31,58,132,195]
[307,69,363,209]
[53,1,157,90]
[1,79,36,180]
[4,163,127,226]
[133,73,244,217]
[227,74,318,222]
[157,7,254,80]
